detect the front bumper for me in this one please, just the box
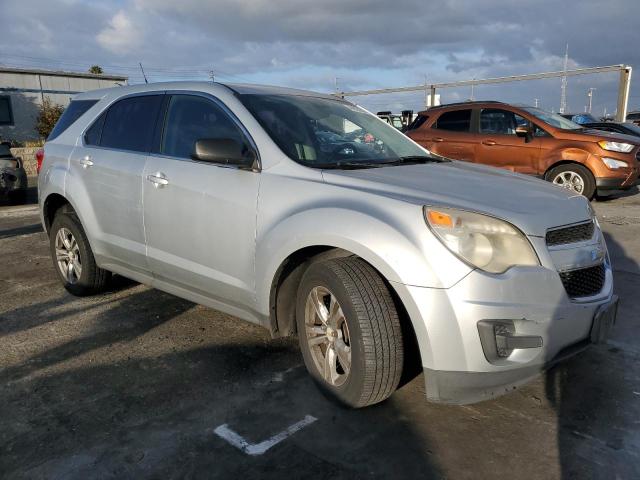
[396,232,614,404]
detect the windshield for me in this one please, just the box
[238,94,430,167]
[521,107,583,130]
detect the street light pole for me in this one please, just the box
[587,87,595,114]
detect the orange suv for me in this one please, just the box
[406,101,640,199]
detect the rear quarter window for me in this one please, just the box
[407,114,428,131]
[48,100,98,141]
[433,109,472,132]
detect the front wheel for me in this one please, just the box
[296,257,404,408]
[546,163,596,199]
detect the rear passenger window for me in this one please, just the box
[480,109,519,135]
[48,100,98,141]
[100,95,163,153]
[434,110,471,132]
[161,95,247,159]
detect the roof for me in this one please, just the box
[0,66,128,82]
[73,81,338,100]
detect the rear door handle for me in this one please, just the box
[482,140,497,146]
[432,137,445,143]
[146,172,169,188]
[79,156,94,168]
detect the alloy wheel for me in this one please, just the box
[55,227,82,284]
[552,171,585,194]
[304,286,352,386]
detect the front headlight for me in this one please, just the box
[424,207,539,274]
[598,140,634,153]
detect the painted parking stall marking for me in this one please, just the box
[214,415,318,456]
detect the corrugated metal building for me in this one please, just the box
[0,67,128,142]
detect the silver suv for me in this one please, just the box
[39,82,617,406]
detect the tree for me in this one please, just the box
[88,65,103,75]
[35,97,65,139]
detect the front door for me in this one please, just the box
[69,94,163,274]
[142,93,260,310]
[475,108,541,174]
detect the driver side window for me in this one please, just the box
[480,109,519,135]
[161,95,248,160]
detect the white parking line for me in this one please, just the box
[214,415,317,456]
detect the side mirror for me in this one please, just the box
[192,138,257,170]
[515,125,533,142]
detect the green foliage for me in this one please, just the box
[35,97,65,139]
[88,65,104,74]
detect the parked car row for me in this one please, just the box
[405,101,640,199]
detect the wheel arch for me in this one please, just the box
[42,193,77,233]
[268,245,424,384]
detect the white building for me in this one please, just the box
[0,66,128,142]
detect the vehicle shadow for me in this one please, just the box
[545,232,640,479]
[0,288,442,479]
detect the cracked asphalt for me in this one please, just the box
[1,180,640,479]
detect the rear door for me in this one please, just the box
[69,94,163,274]
[475,108,541,174]
[425,109,478,161]
[142,93,260,309]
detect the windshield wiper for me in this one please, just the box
[313,162,388,170]
[378,155,450,166]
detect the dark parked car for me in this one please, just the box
[0,143,28,199]
[560,113,599,125]
[583,122,640,138]
[627,111,640,126]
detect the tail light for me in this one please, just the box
[36,148,44,174]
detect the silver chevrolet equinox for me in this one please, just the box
[39,82,618,407]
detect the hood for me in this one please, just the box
[321,161,592,237]
[555,128,640,145]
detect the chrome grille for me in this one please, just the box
[546,221,595,247]
[559,264,605,298]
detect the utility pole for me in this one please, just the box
[534,98,539,108]
[587,87,595,113]
[424,74,428,109]
[334,76,339,92]
[139,62,148,84]
[209,70,215,83]
[559,44,568,114]
[470,78,475,101]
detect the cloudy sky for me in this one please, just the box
[2,0,639,116]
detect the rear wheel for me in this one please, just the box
[50,211,110,296]
[546,163,596,199]
[296,257,404,408]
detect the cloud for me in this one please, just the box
[0,0,639,113]
[96,10,143,54]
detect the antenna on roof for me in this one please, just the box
[139,62,148,84]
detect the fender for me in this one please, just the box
[255,205,471,316]
[540,146,593,174]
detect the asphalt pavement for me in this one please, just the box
[1,181,639,479]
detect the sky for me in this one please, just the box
[2,0,639,116]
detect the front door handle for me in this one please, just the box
[79,156,94,168]
[146,173,169,188]
[432,137,445,143]
[482,140,497,146]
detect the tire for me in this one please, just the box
[296,257,404,408]
[49,210,111,296]
[545,163,596,200]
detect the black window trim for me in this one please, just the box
[81,91,166,156]
[0,95,14,126]
[148,90,261,171]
